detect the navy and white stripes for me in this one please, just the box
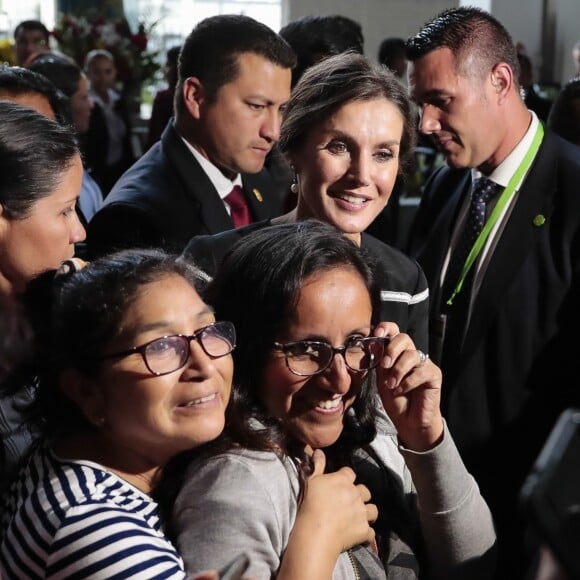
[1,449,185,579]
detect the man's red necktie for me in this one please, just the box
[225,185,251,228]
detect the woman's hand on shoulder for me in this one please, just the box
[374,323,444,451]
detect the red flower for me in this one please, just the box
[131,33,148,51]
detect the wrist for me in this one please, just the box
[398,416,445,452]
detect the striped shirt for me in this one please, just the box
[0,448,185,579]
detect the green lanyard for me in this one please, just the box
[446,122,545,306]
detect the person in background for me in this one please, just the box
[547,77,580,147]
[0,249,234,578]
[147,45,181,149]
[0,102,85,298]
[0,101,85,489]
[84,49,135,196]
[0,65,95,244]
[405,7,580,576]
[269,15,365,210]
[377,37,408,81]
[279,15,364,89]
[87,15,294,258]
[13,20,50,66]
[165,220,496,579]
[0,65,67,124]
[517,52,552,122]
[183,52,429,351]
[28,55,103,223]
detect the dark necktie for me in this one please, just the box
[225,185,251,228]
[441,177,502,308]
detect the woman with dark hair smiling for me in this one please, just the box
[165,221,497,579]
[183,52,430,351]
[0,249,235,578]
[2,246,385,579]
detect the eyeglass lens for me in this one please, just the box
[144,323,235,375]
[285,337,386,376]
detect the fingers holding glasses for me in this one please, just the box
[373,328,415,371]
[379,348,440,398]
[379,355,444,451]
[372,321,400,340]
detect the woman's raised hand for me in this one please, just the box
[374,322,444,451]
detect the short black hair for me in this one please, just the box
[13,19,49,44]
[280,15,364,86]
[29,54,82,100]
[167,45,181,67]
[406,6,520,83]
[378,37,406,67]
[175,14,295,115]
[0,66,68,124]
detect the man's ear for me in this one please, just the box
[182,76,206,120]
[59,368,107,428]
[490,63,513,100]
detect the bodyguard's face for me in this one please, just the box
[192,52,291,179]
[409,47,501,170]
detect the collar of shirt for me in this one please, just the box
[180,136,242,201]
[471,110,540,189]
[89,88,120,110]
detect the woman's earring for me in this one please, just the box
[93,416,105,428]
[290,172,299,194]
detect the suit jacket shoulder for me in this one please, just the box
[87,123,284,257]
[362,233,430,351]
[181,220,272,277]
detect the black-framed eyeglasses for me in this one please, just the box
[101,321,236,377]
[272,336,389,377]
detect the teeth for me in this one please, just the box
[184,393,217,407]
[337,194,366,205]
[317,397,342,410]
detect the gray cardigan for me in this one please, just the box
[172,411,496,579]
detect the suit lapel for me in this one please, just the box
[242,170,284,221]
[417,171,471,309]
[162,124,284,231]
[161,124,233,233]
[462,135,557,358]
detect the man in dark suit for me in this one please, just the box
[86,15,295,257]
[405,7,580,578]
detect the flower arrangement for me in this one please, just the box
[52,13,160,85]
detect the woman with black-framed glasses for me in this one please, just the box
[0,248,234,579]
[160,221,497,580]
